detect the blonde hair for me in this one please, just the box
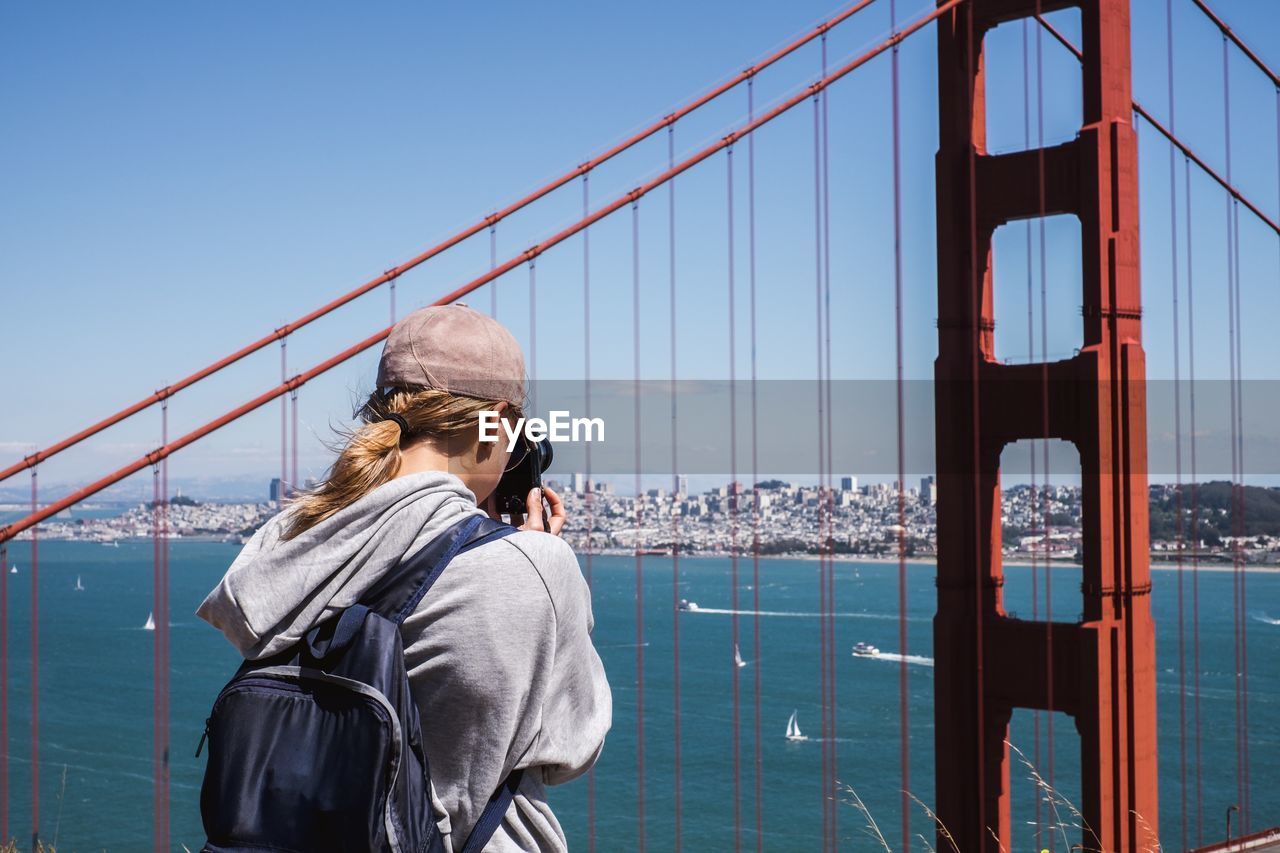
[281,387,523,540]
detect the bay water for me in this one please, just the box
[0,538,1273,850]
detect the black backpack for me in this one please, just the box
[197,514,521,853]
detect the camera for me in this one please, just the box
[493,434,554,520]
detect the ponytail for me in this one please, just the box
[281,387,522,540]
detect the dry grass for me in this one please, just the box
[835,740,1164,853]
[839,783,893,852]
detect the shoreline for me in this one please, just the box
[582,548,1280,573]
[17,536,1280,573]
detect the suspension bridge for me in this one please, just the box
[1,0,1277,850]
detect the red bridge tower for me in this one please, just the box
[932,1,1159,851]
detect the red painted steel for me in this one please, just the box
[0,0,886,491]
[0,0,962,549]
[933,1,1159,851]
[1189,0,1280,88]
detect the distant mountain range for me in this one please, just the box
[0,473,274,505]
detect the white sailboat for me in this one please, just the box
[734,643,747,668]
[143,611,156,631]
[74,575,84,592]
[785,710,807,742]
[8,564,16,574]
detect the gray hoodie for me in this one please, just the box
[195,470,611,852]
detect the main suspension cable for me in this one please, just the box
[0,0,966,547]
[0,0,893,489]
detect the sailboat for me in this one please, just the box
[74,575,84,592]
[785,710,807,742]
[143,612,156,631]
[734,643,747,669]
[8,564,16,574]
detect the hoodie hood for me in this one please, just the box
[196,470,486,660]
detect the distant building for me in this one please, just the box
[676,474,689,498]
[571,472,588,494]
[840,475,857,492]
[920,475,937,505]
[269,478,283,504]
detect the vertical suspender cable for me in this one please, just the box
[819,33,839,848]
[581,172,597,853]
[1021,19,1043,845]
[1033,6,1055,799]
[1232,198,1249,831]
[529,260,538,416]
[667,124,683,853]
[811,87,830,853]
[0,538,6,844]
[1184,156,1204,847]
[727,142,743,853]
[1165,4,1188,849]
[29,466,38,850]
[491,223,499,318]
[1221,35,1245,822]
[889,3,911,851]
[821,42,838,851]
[964,7,989,842]
[156,400,171,852]
[632,198,646,853]
[151,460,161,852]
[746,76,764,853]
[291,390,299,494]
[280,339,288,498]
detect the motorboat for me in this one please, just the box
[851,641,881,658]
[678,599,700,612]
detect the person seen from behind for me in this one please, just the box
[197,303,611,851]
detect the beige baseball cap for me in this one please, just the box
[376,303,526,406]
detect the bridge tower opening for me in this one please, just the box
[932,1,1158,852]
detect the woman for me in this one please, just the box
[196,303,612,852]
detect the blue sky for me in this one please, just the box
[2,0,1278,495]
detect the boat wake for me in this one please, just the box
[1250,611,1280,626]
[684,607,925,622]
[869,652,934,667]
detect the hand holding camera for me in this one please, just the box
[485,434,565,535]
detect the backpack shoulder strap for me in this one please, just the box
[460,766,525,853]
[361,514,518,625]
[362,513,523,851]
